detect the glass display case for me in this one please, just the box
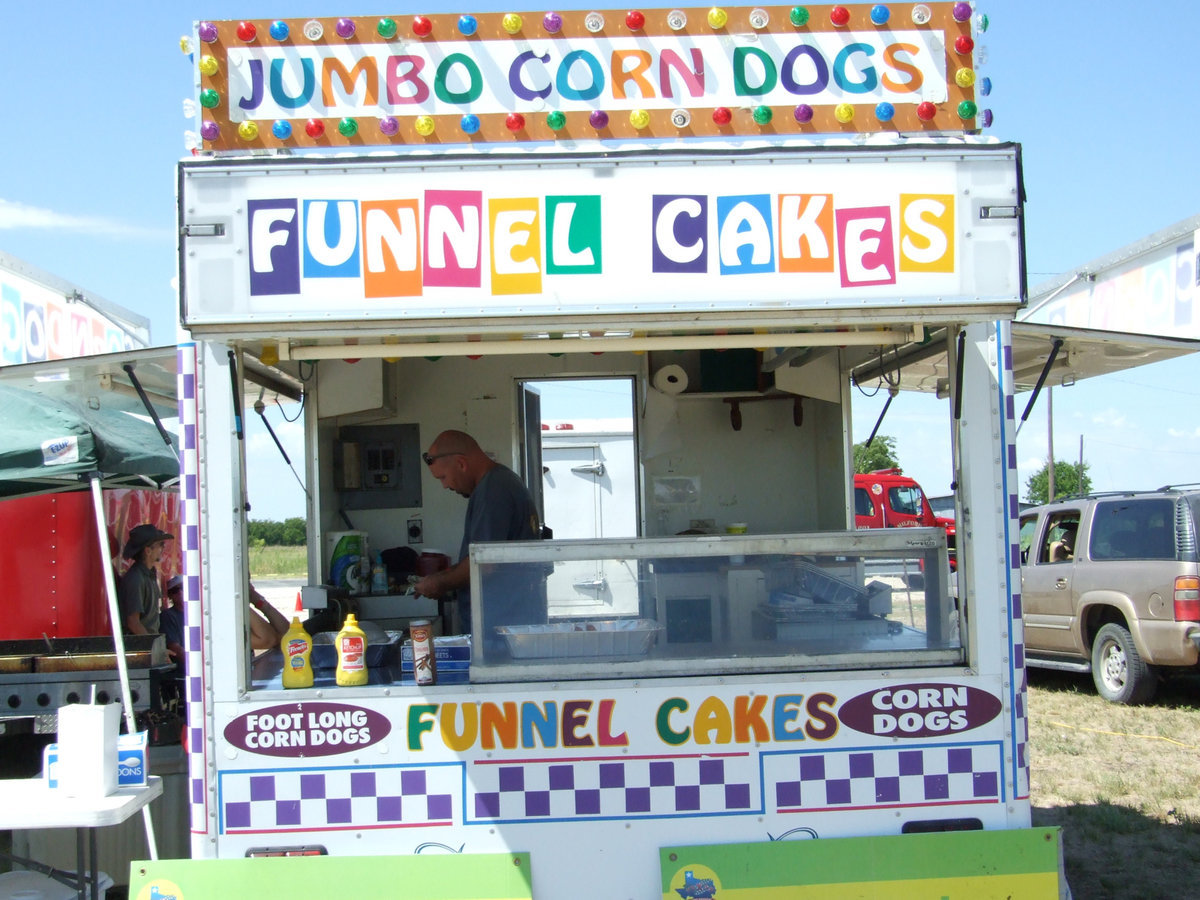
[469,529,959,683]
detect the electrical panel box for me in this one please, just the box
[333,424,421,509]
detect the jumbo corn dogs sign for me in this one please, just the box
[193,4,986,149]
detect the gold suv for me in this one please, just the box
[1019,489,1200,704]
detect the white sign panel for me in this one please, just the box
[180,146,1022,326]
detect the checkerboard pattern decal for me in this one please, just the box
[220,765,458,834]
[767,743,1003,813]
[1002,336,1031,801]
[469,754,755,823]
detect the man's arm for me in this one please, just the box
[125,612,148,635]
[412,558,470,599]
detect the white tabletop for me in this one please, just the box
[0,776,162,829]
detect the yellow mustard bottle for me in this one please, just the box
[335,612,369,686]
[280,594,314,689]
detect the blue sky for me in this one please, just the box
[4,1,1200,518]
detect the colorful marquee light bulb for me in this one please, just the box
[199,88,220,109]
[630,108,650,129]
[830,6,850,26]
[506,112,526,132]
[589,110,610,129]
[834,103,854,123]
[546,110,567,130]
[916,101,936,120]
[671,108,691,128]
[305,118,326,137]
[272,119,292,139]
[752,105,773,125]
[975,12,989,32]
[180,36,194,55]
[910,4,932,25]
[182,98,197,117]
[875,101,895,122]
[198,22,218,43]
[460,114,481,134]
[200,120,220,141]
[979,76,992,96]
[790,6,811,26]
[236,21,257,42]
[955,67,976,88]
[626,10,646,30]
[415,116,435,136]
[338,118,358,137]
[502,13,523,34]
[335,18,356,39]
[183,130,200,152]
[981,108,993,127]
[269,20,289,41]
[712,106,732,125]
[952,2,972,22]
[667,9,687,29]
[749,7,770,28]
[377,17,398,39]
[542,12,562,33]
[238,121,259,141]
[303,19,324,40]
[793,104,814,123]
[870,5,890,25]
[379,116,400,135]
[955,34,974,54]
[413,16,433,36]
[198,55,219,76]
[708,7,728,28]
[957,100,977,120]
[458,15,478,35]
[584,12,605,32]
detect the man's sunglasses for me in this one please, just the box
[422,451,463,466]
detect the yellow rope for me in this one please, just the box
[1048,720,1198,750]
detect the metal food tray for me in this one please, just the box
[497,619,663,659]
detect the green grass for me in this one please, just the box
[249,544,307,578]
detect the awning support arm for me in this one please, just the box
[1016,338,1064,435]
[122,363,179,463]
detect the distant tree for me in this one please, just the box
[248,518,307,546]
[1026,460,1092,504]
[853,435,900,474]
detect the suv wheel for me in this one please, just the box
[1091,623,1157,705]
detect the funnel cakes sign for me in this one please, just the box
[192,4,987,149]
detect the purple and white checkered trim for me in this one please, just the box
[178,343,210,840]
[768,742,1003,813]
[470,753,755,823]
[219,764,458,834]
[1000,333,1030,800]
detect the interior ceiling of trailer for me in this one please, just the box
[844,323,1200,395]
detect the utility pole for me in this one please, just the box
[1047,386,1055,500]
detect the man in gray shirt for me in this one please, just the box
[413,430,544,636]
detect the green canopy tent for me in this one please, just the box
[0,384,179,498]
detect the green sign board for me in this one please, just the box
[660,828,1063,899]
[128,852,532,900]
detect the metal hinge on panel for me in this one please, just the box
[978,206,1020,220]
[181,223,226,237]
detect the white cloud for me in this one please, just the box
[1089,407,1128,429]
[0,198,168,240]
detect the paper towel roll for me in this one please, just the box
[653,364,688,395]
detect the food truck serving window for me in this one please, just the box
[468,529,959,682]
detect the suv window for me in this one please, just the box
[1039,512,1080,564]
[888,485,923,516]
[1089,498,1176,560]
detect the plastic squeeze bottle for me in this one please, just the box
[336,612,369,686]
[280,594,314,689]
[371,552,388,594]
